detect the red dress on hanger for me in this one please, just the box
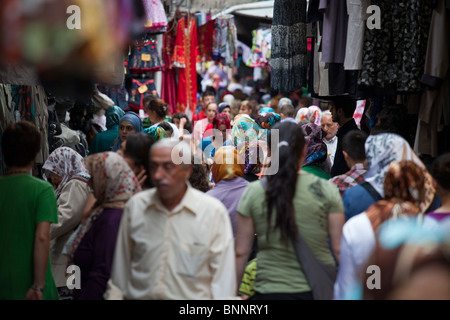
[172,17,200,118]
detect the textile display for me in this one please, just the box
[270,0,308,93]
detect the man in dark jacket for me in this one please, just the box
[329,96,359,177]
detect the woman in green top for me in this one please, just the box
[235,121,345,300]
[0,121,59,300]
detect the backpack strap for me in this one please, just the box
[360,181,383,201]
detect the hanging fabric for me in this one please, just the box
[248,27,272,68]
[128,78,157,112]
[197,19,216,61]
[161,19,178,115]
[128,40,165,74]
[358,0,433,93]
[270,0,307,94]
[172,16,200,118]
[142,0,168,34]
[211,15,238,67]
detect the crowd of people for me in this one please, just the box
[1,75,450,301]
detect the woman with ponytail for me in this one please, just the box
[235,121,345,300]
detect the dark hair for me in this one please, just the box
[157,122,173,137]
[431,152,450,190]
[143,94,157,107]
[342,130,368,162]
[189,156,211,192]
[172,113,193,134]
[202,88,216,99]
[266,121,306,245]
[297,96,313,108]
[331,96,357,118]
[146,98,168,120]
[371,105,410,143]
[280,104,295,118]
[124,132,155,189]
[2,121,41,167]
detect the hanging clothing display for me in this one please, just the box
[358,0,433,93]
[270,0,308,94]
[128,78,157,112]
[197,19,215,61]
[414,0,450,157]
[10,85,49,168]
[128,40,165,74]
[319,0,349,64]
[161,19,177,115]
[142,0,168,34]
[344,0,371,71]
[172,16,200,117]
[211,15,238,67]
[247,28,272,68]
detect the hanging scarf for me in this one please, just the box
[42,146,90,198]
[71,152,141,255]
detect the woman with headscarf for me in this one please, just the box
[334,160,430,300]
[89,105,125,154]
[207,146,249,237]
[200,113,232,160]
[301,123,331,179]
[111,112,143,152]
[343,133,439,222]
[42,147,91,300]
[235,121,345,300]
[71,152,141,300]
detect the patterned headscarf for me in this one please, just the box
[106,105,125,129]
[255,112,281,130]
[144,126,169,141]
[42,147,91,198]
[236,139,268,176]
[365,161,426,233]
[212,146,245,183]
[231,114,263,148]
[71,152,141,255]
[301,123,328,167]
[364,133,435,213]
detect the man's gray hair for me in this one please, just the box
[322,110,332,118]
[150,138,192,165]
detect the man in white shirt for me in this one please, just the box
[105,139,236,300]
[321,110,339,167]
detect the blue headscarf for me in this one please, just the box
[119,112,143,133]
[111,112,143,151]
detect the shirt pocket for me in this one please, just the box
[176,241,208,278]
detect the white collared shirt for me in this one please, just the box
[323,135,338,167]
[106,183,236,300]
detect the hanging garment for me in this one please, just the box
[142,0,168,34]
[172,17,200,118]
[270,0,308,94]
[248,28,272,68]
[97,85,129,111]
[319,0,349,64]
[344,0,371,70]
[197,19,215,61]
[161,19,177,115]
[211,16,238,66]
[358,0,433,92]
[128,41,165,74]
[128,78,157,112]
[414,0,450,157]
